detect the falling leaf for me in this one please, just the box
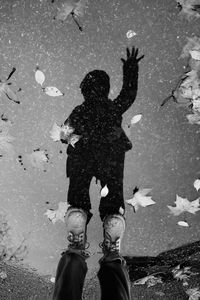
[194,178,200,191]
[126,30,137,39]
[134,275,163,287]
[26,149,49,171]
[101,185,109,197]
[42,86,64,97]
[130,114,142,125]
[167,195,200,216]
[186,288,200,300]
[186,112,200,125]
[190,50,200,60]
[44,201,70,224]
[126,187,155,212]
[50,122,62,142]
[178,221,189,227]
[35,66,45,86]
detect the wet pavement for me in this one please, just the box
[0,0,199,285]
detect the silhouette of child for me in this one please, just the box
[60,47,144,223]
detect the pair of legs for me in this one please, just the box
[52,151,131,299]
[53,251,131,300]
[66,150,126,222]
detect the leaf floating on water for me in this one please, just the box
[42,86,64,97]
[126,30,137,39]
[119,207,124,215]
[50,122,62,142]
[176,0,200,20]
[130,114,142,125]
[73,0,88,17]
[126,187,155,212]
[26,149,49,171]
[54,1,74,21]
[178,221,189,227]
[101,185,109,197]
[35,66,45,86]
[0,83,20,104]
[186,112,200,125]
[189,50,200,60]
[167,194,200,216]
[44,201,70,224]
[0,121,15,159]
[194,178,200,191]
[60,122,81,147]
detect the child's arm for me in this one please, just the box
[113,47,144,115]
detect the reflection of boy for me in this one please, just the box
[60,47,144,223]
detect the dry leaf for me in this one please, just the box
[74,0,87,17]
[44,201,70,224]
[50,122,62,142]
[167,195,200,216]
[35,67,45,86]
[54,1,75,21]
[176,0,200,20]
[119,207,124,215]
[126,187,155,212]
[172,265,198,287]
[26,149,49,170]
[178,221,189,227]
[186,112,200,125]
[126,30,137,39]
[134,275,163,287]
[180,36,200,59]
[130,114,142,125]
[190,50,200,60]
[60,123,81,147]
[42,86,64,97]
[101,185,109,197]
[186,288,200,300]
[0,122,15,159]
[194,178,200,191]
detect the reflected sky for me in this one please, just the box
[0,0,199,278]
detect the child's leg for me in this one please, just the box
[52,251,88,300]
[67,154,93,224]
[98,259,131,300]
[98,152,125,221]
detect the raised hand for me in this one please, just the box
[121,47,144,77]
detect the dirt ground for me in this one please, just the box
[0,241,200,300]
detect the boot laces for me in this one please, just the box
[99,238,120,253]
[67,232,90,257]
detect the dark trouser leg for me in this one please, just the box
[98,258,131,300]
[67,154,93,224]
[98,152,125,221]
[52,251,88,300]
